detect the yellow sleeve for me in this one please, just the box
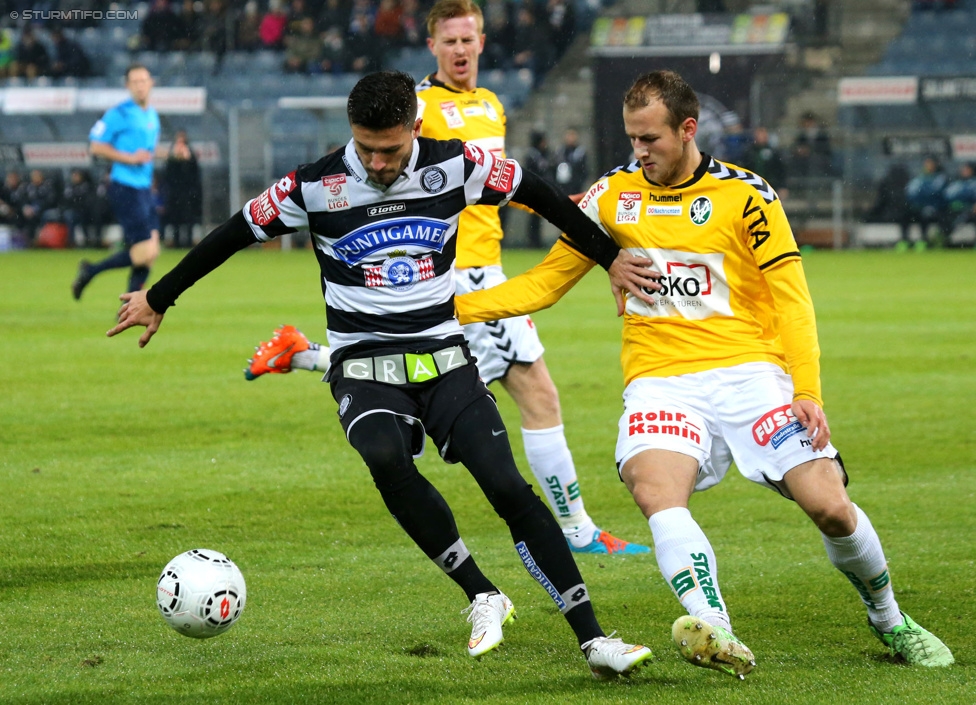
[763,258,823,406]
[455,238,596,324]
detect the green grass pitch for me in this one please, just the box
[1,246,973,704]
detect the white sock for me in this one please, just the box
[649,507,731,631]
[292,344,330,373]
[521,426,595,542]
[822,503,902,632]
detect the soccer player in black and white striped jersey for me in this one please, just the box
[108,71,662,678]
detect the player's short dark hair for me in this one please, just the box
[125,64,150,80]
[347,71,418,131]
[623,70,699,131]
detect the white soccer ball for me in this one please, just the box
[156,548,247,639]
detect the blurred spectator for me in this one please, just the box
[482,0,513,69]
[236,1,263,51]
[512,7,546,78]
[0,170,28,234]
[545,0,576,60]
[899,155,948,251]
[940,162,976,245]
[141,0,190,52]
[523,130,554,248]
[199,0,231,62]
[50,27,91,78]
[0,28,13,79]
[179,0,204,49]
[260,0,291,49]
[288,0,316,29]
[349,0,377,34]
[346,0,381,72]
[740,126,788,195]
[62,168,101,248]
[283,16,323,73]
[163,130,203,248]
[697,0,727,10]
[553,127,588,196]
[374,0,403,48]
[790,111,833,178]
[864,162,910,224]
[320,27,347,73]
[319,0,352,34]
[12,26,50,79]
[22,169,60,243]
[399,0,424,47]
[285,15,322,73]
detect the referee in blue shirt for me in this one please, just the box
[73,65,161,300]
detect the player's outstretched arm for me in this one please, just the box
[106,211,258,346]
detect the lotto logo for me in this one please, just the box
[274,172,297,201]
[464,142,486,165]
[249,189,279,226]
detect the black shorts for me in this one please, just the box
[330,362,495,463]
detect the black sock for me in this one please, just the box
[449,397,604,645]
[348,412,496,601]
[89,249,132,276]
[128,265,150,292]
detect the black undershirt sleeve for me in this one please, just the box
[509,168,619,270]
[145,210,258,313]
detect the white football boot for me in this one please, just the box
[581,632,653,680]
[463,591,516,657]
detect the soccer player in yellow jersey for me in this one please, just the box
[455,70,953,673]
[246,0,649,556]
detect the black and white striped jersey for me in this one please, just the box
[241,137,522,358]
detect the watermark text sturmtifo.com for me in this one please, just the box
[10,10,140,21]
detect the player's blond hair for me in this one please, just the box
[624,70,700,131]
[426,0,484,38]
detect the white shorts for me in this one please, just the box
[615,362,839,496]
[455,265,545,384]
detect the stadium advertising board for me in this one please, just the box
[0,87,206,114]
[837,77,918,105]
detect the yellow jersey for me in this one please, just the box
[456,155,824,405]
[416,75,508,268]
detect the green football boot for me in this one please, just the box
[869,612,954,667]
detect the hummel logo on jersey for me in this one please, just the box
[367,202,406,217]
[690,196,712,225]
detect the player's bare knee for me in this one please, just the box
[809,499,857,537]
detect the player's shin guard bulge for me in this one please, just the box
[245,325,309,380]
[672,615,755,679]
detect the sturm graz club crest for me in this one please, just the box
[420,166,447,194]
[690,196,712,225]
[382,256,423,291]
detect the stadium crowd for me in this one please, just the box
[0,0,584,79]
[0,134,202,250]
